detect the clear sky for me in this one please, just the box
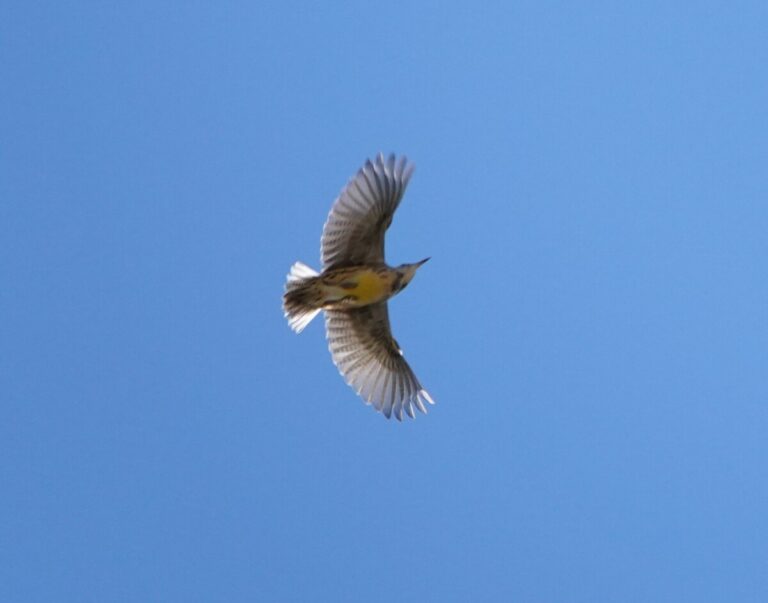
[2,2,767,602]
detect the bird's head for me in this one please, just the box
[396,257,430,291]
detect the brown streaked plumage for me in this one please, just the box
[283,154,434,420]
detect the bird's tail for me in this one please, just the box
[283,261,322,333]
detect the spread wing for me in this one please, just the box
[325,303,434,420]
[320,154,415,270]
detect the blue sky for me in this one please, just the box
[2,2,767,601]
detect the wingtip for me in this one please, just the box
[419,389,435,407]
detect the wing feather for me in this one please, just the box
[320,154,415,269]
[324,303,434,420]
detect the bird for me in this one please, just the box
[283,153,435,420]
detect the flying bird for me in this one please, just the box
[283,153,435,420]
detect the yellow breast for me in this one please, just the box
[347,269,391,304]
[321,267,395,308]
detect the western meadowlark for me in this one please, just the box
[283,153,434,420]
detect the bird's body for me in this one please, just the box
[284,262,423,312]
[283,154,434,420]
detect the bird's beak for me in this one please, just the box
[417,257,430,267]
